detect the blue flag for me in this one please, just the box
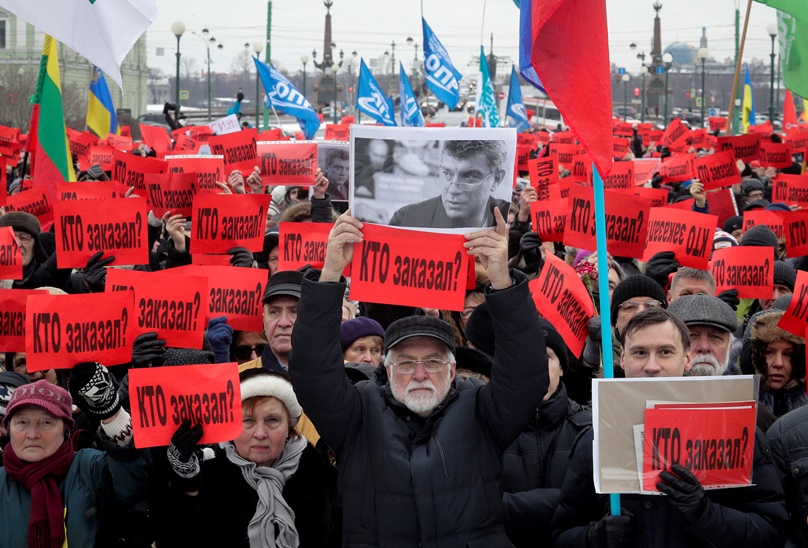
[422,18,462,110]
[399,62,425,127]
[253,57,320,139]
[477,46,500,128]
[506,66,530,132]
[518,0,545,93]
[356,59,397,126]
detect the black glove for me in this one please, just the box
[167,419,204,490]
[716,289,740,311]
[585,512,633,548]
[83,251,115,292]
[87,164,105,181]
[68,362,121,421]
[657,463,709,524]
[228,246,254,268]
[644,251,679,289]
[131,332,166,368]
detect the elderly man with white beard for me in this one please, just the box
[667,294,738,376]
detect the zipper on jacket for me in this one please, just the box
[434,434,449,478]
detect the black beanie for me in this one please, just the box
[723,215,743,234]
[773,261,796,292]
[464,301,494,357]
[740,225,779,251]
[539,317,569,373]
[610,275,668,326]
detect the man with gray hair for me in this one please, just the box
[668,294,738,376]
[389,139,510,229]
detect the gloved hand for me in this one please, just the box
[644,251,679,289]
[167,419,204,491]
[585,512,633,548]
[228,246,254,268]
[83,251,115,292]
[132,332,167,368]
[716,289,740,311]
[657,463,709,524]
[581,316,602,368]
[207,316,233,363]
[68,362,121,421]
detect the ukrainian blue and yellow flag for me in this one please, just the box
[86,66,119,137]
[742,64,756,134]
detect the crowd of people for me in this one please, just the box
[1,110,808,548]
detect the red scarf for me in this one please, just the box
[3,440,75,548]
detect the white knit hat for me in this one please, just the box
[240,373,302,428]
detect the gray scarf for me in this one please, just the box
[222,435,308,548]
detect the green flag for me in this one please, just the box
[755,0,808,23]
[778,11,808,98]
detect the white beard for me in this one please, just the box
[391,369,452,417]
[687,353,728,376]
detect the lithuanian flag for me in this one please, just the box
[32,35,76,187]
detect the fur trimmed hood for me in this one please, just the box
[749,309,806,390]
[750,309,806,347]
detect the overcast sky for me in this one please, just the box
[147,0,781,81]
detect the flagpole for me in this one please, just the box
[20,35,51,178]
[727,0,753,135]
[480,0,487,47]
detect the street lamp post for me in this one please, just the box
[171,21,186,110]
[195,28,222,122]
[300,54,309,101]
[662,52,673,122]
[622,73,630,121]
[640,65,648,123]
[253,41,264,129]
[698,47,709,128]
[767,22,778,122]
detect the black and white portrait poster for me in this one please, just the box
[317,141,350,203]
[350,125,517,233]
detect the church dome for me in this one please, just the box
[663,42,695,65]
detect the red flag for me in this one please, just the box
[784,90,800,133]
[519,0,613,177]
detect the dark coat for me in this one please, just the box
[551,427,788,548]
[767,405,808,546]
[290,270,548,547]
[388,195,510,229]
[502,383,591,547]
[155,442,340,548]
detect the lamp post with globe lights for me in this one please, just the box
[171,21,186,110]
[767,22,778,122]
[300,54,309,101]
[662,52,673,122]
[697,47,709,127]
[622,73,630,121]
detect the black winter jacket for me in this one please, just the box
[767,405,808,546]
[290,270,548,547]
[551,426,788,547]
[502,383,591,546]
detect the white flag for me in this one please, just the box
[0,0,158,89]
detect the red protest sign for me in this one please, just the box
[0,125,20,155]
[0,227,23,280]
[602,161,635,190]
[171,133,201,154]
[614,122,634,138]
[711,246,774,299]
[693,151,741,191]
[129,363,242,448]
[530,199,566,242]
[111,150,167,194]
[174,265,266,332]
[785,128,808,151]
[81,145,115,171]
[68,131,96,163]
[743,209,785,240]
[717,133,761,163]
[106,269,208,348]
[0,157,6,207]
[602,190,652,259]
[708,117,728,132]
[25,290,135,371]
[349,223,468,311]
[4,188,53,228]
[192,253,233,266]
[145,172,200,218]
[107,134,133,149]
[0,289,40,351]
[563,184,596,251]
[570,155,592,185]
[779,271,808,335]
[612,137,631,159]
[256,141,318,186]
[56,181,130,201]
[528,253,594,356]
[517,133,538,147]
[662,118,691,149]
[278,222,331,271]
[785,211,808,256]
[648,129,664,145]
[53,197,149,268]
[187,126,214,142]
[258,129,283,141]
[548,143,580,169]
[759,142,793,169]
[552,131,576,144]
[633,158,661,186]
[773,174,808,206]
[208,128,258,173]
[690,128,708,148]
[657,154,694,183]
[613,186,669,207]
[642,403,756,491]
[516,145,532,172]
[191,193,271,254]
[643,207,718,269]
[324,124,350,141]
[748,122,773,137]
[528,156,559,200]
[139,124,172,154]
[166,154,225,193]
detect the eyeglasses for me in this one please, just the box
[389,358,450,374]
[234,344,267,361]
[433,151,497,191]
[618,299,663,313]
